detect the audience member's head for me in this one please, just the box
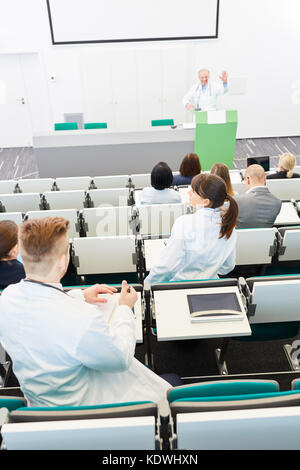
[190,173,238,239]
[19,217,70,281]
[179,153,201,178]
[0,221,19,261]
[244,164,266,190]
[278,153,296,178]
[210,163,234,196]
[151,162,174,190]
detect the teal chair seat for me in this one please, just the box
[9,401,156,423]
[151,119,174,127]
[54,122,78,131]
[168,379,279,403]
[84,122,107,129]
[0,396,27,412]
[174,390,300,402]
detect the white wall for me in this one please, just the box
[0,0,300,143]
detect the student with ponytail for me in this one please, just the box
[267,153,300,179]
[144,173,238,285]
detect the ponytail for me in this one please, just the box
[220,194,239,240]
[287,170,293,178]
[191,173,239,239]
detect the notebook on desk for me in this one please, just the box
[187,292,243,323]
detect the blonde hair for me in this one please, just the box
[279,153,296,178]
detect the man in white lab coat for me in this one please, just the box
[0,217,171,407]
[183,69,228,111]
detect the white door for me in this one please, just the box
[0,54,33,147]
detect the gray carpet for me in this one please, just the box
[0,136,300,180]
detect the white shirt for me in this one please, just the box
[140,187,182,205]
[183,80,228,111]
[0,280,170,407]
[144,208,236,285]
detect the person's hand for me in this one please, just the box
[186,103,195,111]
[83,284,117,304]
[219,70,228,83]
[119,280,138,309]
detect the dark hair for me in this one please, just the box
[191,173,238,239]
[151,162,173,190]
[179,153,201,177]
[210,163,234,196]
[0,220,18,259]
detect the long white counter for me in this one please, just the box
[33,127,195,177]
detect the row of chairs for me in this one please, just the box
[1,171,300,199]
[0,188,135,214]
[0,205,299,276]
[1,378,300,449]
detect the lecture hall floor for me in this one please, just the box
[0,136,300,179]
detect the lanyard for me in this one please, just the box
[24,279,68,295]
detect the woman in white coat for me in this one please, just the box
[144,173,238,285]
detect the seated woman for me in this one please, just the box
[210,162,235,196]
[140,162,182,205]
[144,173,238,285]
[267,153,300,179]
[172,153,201,186]
[0,220,25,290]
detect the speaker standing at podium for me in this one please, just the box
[183,69,228,111]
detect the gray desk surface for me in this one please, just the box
[33,127,195,177]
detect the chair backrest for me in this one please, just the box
[267,179,300,200]
[1,415,156,450]
[235,228,277,265]
[137,203,185,236]
[72,236,137,275]
[278,226,300,261]
[54,177,92,191]
[88,188,130,207]
[81,207,132,237]
[232,181,247,196]
[16,178,55,194]
[84,122,107,129]
[274,202,300,226]
[130,174,151,189]
[26,209,80,239]
[0,396,27,412]
[167,379,279,404]
[54,122,78,131]
[0,180,17,194]
[151,119,174,127]
[246,276,300,324]
[0,193,43,213]
[43,190,87,210]
[175,405,300,450]
[0,212,23,225]
[92,175,129,189]
[9,401,156,423]
[292,379,300,390]
[228,170,242,184]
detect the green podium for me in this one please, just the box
[194,109,238,171]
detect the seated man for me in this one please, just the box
[235,164,281,228]
[0,217,171,407]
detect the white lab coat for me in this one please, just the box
[140,187,182,205]
[0,280,170,406]
[144,207,236,285]
[183,80,228,111]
